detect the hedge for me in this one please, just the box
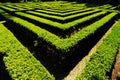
[0,9,117,52]
[36,8,95,16]
[76,19,120,80]
[15,11,107,30]
[0,23,55,80]
[27,9,100,21]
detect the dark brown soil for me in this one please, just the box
[111,49,120,80]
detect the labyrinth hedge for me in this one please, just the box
[0,23,54,80]
[0,1,120,80]
[76,19,120,80]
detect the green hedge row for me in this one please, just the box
[48,7,85,13]
[0,9,117,52]
[63,11,107,29]
[0,2,114,14]
[59,4,112,16]
[15,11,107,30]
[39,2,86,12]
[40,6,85,13]
[1,2,112,16]
[0,9,117,51]
[36,8,94,16]
[0,23,55,80]
[76,20,120,80]
[53,12,117,51]
[27,9,100,21]
[0,3,89,16]
[4,3,45,10]
[3,1,81,12]
[5,5,26,10]
[0,5,16,11]
[3,4,40,11]
[36,4,112,16]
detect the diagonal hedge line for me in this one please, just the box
[53,12,117,51]
[0,23,55,80]
[15,11,107,30]
[76,19,120,80]
[38,3,86,12]
[5,5,26,10]
[0,5,16,11]
[36,8,96,16]
[0,9,117,52]
[26,9,100,21]
[40,6,85,13]
[0,2,113,14]
[0,3,113,17]
[0,2,87,13]
[44,5,112,16]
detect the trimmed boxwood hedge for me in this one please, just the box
[15,11,107,30]
[0,23,55,80]
[26,9,100,21]
[0,9,117,52]
[76,19,120,80]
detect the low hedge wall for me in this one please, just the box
[76,19,120,80]
[0,23,55,80]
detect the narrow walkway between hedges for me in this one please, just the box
[64,21,118,80]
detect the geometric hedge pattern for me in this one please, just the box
[0,1,119,80]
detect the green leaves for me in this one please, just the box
[0,23,55,80]
[76,19,120,80]
[0,8,117,52]
[15,11,107,30]
[0,2,119,80]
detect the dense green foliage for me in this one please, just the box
[0,8,117,51]
[76,20,120,80]
[80,0,120,5]
[0,0,120,5]
[15,11,107,30]
[26,9,101,20]
[0,23,55,80]
[35,8,94,16]
[0,2,119,80]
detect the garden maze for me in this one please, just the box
[0,1,120,80]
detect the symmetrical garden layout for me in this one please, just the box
[0,1,120,80]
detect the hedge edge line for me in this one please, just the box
[15,11,107,30]
[76,20,120,80]
[0,9,117,52]
[26,9,100,21]
[0,23,55,80]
